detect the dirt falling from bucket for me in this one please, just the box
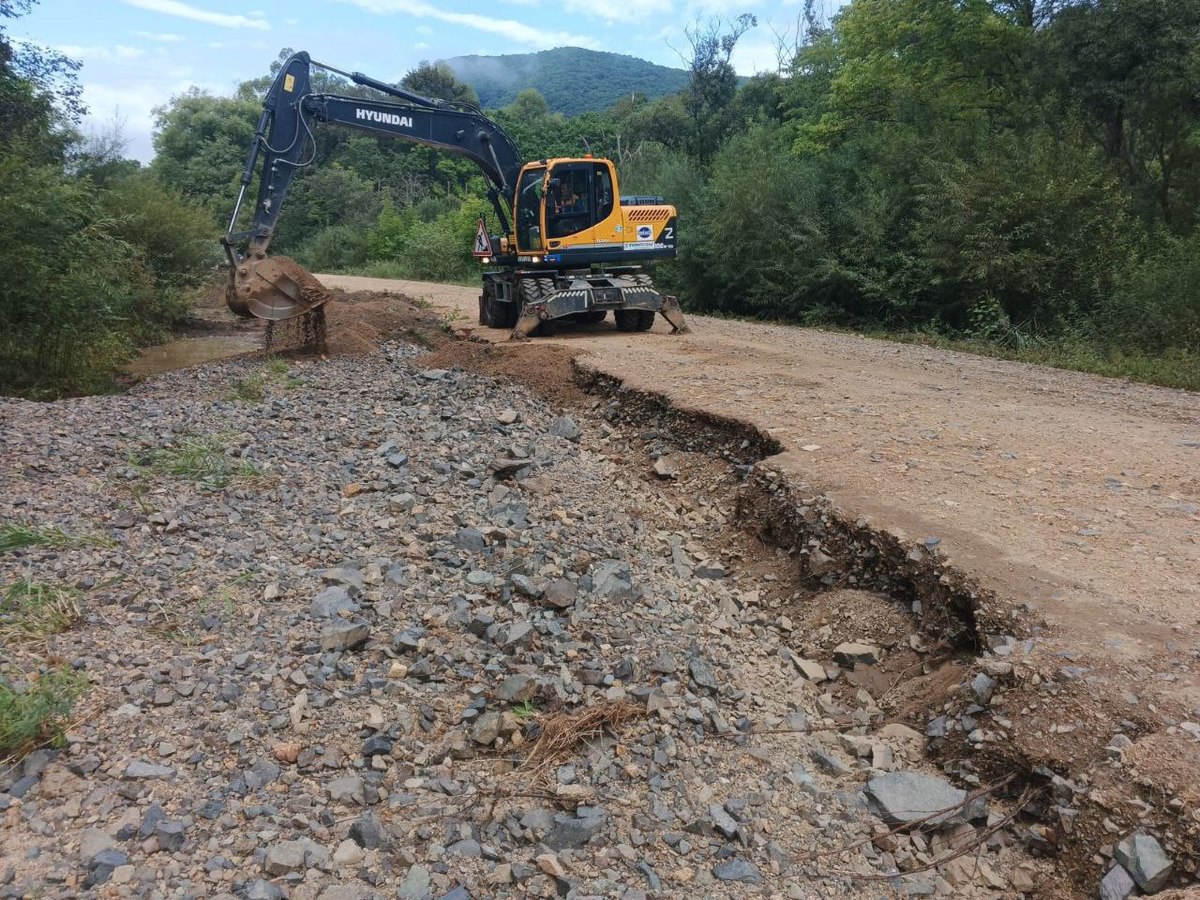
[263,306,328,356]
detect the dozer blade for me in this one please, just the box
[227,255,334,321]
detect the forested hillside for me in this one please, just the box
[4,0,1199,397]
[443,48,689,115]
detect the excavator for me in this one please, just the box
[222,51,688,338]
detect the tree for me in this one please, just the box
[401,61,478,106]
[678,13,757,161]
[1,0,82,160]
[509,88,551,125]
[1038,0,1200,229]
[151,89,261,206]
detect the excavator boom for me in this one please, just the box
[222,51,522,321]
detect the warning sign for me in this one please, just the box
[472,219,491,257]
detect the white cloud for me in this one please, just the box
[57,44,148,62]
[123,0,270,31]
[416,24,434,35]
[343,0,596,49]
[564,0,672,22]
[132,30,185,42]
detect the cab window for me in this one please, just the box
[594,163,614,220]
[515,167,544,250]
[547,163,593,238]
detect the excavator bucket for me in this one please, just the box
[227,255,334,321]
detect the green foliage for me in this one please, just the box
[294,223,371,272]
[0,668,85,757]
[1102,231,1200,354]
[445,48,689,115]
[365,194,491,283]
[0,521,114,554]
[150,89,261,206]
[131,432,262,489]
[1,580,80,645]
[401,61,478,106]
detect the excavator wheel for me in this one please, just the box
[615,309,655,332]
[479,281,518,329]
[227,255,334,321]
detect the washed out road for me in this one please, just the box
[321,274,1200,709]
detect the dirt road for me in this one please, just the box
[321,275,1200,703]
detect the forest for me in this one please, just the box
[2,0,1198,397]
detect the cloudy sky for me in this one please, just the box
[14,0,812,162]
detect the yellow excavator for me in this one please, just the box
[222,51,688,338]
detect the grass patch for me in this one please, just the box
[226,357,292,402]
[512,699,538,723]
[0,521,116,554]
[403,328,434,349]
[0,580,81,646]
[130,432,262,489]
[0,668,87,757]
[872,332,1200,392]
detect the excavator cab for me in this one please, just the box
[513,158,622,257]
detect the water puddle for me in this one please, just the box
[126,334,261,378]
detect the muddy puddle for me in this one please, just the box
[125,334,261,379]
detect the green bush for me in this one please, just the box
[1102,231,1200,354]
[0,668,86,757]
[294,223,370,272]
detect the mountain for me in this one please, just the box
[442,47,689,116]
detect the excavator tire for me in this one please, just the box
[615,309,655,332]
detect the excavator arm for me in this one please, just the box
[222,51,523,320]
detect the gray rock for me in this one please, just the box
[544,809,604,850]
[866,772,984,827]
[398,864,432,900]
[328,774,365,804]
[810,747,852,776]
[1099,864,1137,900]
[311,586,359,618]
[349,812,384,849]
[510,573,543,600]
[649,651,677,674]
[124,759,174,779]
[319,619,370,652]
[470,711,503,745]
[446,838,481,858]
[970,673,996,704]
[548,417,582,441]
[78,828,116,863]
[84,848,128,888]
[137,803,166,839]
[712,858,761,883]
[833,642,881,666]
[245,879,287,900]
[320,566,365,592]
[154,820,187,852]
[708,804,740,839]
[1114,832,1173,893]
[592,559,635,601]
[497,673,536,703]
[264,838,328,876]
[542,578,577,609]
[688,656,719,692]
[454,527,487,551]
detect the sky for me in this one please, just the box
[12,0,814,162]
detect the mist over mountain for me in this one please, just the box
[442,47,689,115]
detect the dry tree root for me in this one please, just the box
[517,701,644,787]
